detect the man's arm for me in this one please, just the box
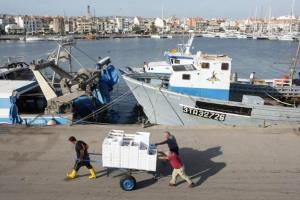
[155,139,168,146]
[157,151,169,160]
[79,143,86,160]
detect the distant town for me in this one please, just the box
[0,5,299,41]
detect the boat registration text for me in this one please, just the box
[182,106,226,121]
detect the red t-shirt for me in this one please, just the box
[168,153,183,169]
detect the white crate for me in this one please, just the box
[148,149,157,171]
[128,144,139,169]
[102,130,157,171]
[120,145,130,168]
[138,149,149,170]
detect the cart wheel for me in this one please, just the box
[120,175,136,191]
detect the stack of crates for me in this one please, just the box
[102,130,157,171]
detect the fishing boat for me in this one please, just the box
[150,33,169,39]
[25,36,47,42]
[277,33,295,41]
[121,43,300,126]
[132,34,195,74]
[0,56,33,80]
[0,40,119,125]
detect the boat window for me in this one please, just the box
[172,65,195,71]
[196,101,252,116]
[170,59,174,64]
[182,74,190,80]
[201,63,210,69]
[221,63,229,70]
[174,59,180,64]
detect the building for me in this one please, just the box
[51,17,65,34]
[4,24,24,34]
[75,17,93,33]
[64,18,74,33]
[14,16,48,34]
[154,17,164,28]
[115,17,124,32]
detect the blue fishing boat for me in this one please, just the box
[0,40,119,125]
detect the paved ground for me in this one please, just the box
[0,124,300,200]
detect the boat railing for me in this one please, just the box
[272,79,292,87]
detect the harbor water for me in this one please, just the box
[0,38,299,123]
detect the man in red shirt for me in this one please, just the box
[160,151,194,188]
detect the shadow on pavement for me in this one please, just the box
[157,146,226,187]
[135,177,157,190]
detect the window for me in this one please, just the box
[201,63,210,69]
[172,65,195,72]
[174,59,180,64]
[182,74,190,80]
[221,63,229,70]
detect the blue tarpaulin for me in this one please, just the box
[9,96,22,124]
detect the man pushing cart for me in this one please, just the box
[66,130,194,191]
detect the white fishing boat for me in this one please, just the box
[202,32,216,38]
[25,36,47,41]
[150,34,169,39]
[121,42,300,126]
[278,34,294,41]
[236,33,247,39]
[268,34,278,40]
[132,33,195,74]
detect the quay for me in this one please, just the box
[0,34,152,41]
[0,124,300,200]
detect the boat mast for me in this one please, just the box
[290,41,300,79]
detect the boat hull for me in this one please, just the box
[123,75,300,126]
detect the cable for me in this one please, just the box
[72,86,138,125]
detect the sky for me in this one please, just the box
[0,0,299,19]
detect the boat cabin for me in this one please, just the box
[168,53,232,101]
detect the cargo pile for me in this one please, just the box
[102,130,157,171]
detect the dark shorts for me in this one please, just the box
[74,160,93,171]
[170,147,179,155]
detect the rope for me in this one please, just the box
[265,92,294,107]
[72,86,138,125]
[60,46,86,69]
[141,82,157,123]
[73,46,98,63]
[158,87,185,125]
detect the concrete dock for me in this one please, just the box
[0,124,300,200]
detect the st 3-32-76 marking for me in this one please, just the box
[182,106,226,121]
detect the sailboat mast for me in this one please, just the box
[162,5,164,36]
[290,0,295,33]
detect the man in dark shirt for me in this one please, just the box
[155,131,179,155]
[160,151,194,188]
[66,136,96,179]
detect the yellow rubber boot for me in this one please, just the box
[89,168,97,179]
[66,169,77,179]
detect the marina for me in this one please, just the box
[1,37,299,125]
